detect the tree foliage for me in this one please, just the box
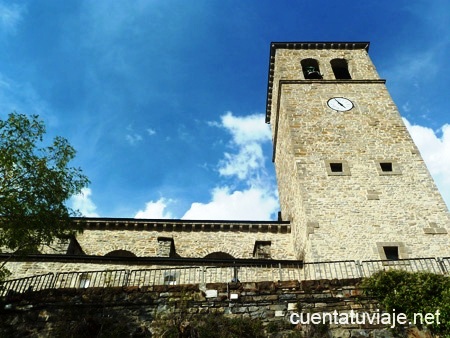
[361,270,450,335]
[0,112,89,277]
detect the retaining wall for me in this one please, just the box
[0,279,433,337]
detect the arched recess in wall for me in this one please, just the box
[330,58,352,79]
[204,252,235,259]
[104,250,137,257]
[300,58,322,79]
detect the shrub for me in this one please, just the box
[361,270,450,335]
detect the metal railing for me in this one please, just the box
[301,260,360,280]
[439,257,450,274]
[0,273,55,296]
[360,257,444,277]
[54,269,130,288]
[2,257,449,296]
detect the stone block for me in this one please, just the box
[269,304,286,311]
[229,293,239,300]
[205,290,217,298]
[279,293,297,301]
[287,303,297,311]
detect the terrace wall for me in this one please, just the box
[0,279,435,337]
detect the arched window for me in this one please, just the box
[104,250,137,257]
[301,58,322,79]
[330,59,352,79]
[204,252,235,259]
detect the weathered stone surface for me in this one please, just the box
[3,281,428,337]
[268,45,450,262]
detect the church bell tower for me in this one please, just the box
[266,42,450,262]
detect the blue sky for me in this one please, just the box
[0,0,449,220]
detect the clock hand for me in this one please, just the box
[335,99,345,108]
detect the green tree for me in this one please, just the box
[362,270,450,336]
[0,112,89,280]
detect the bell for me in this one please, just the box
[305,66,322,79]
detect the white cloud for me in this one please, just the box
[125,124,143,145]
[404,118,450,207]
[125,133,143,145]
[135,198,174,219]
[0,2,25,35]
[70,188,99,217]
[181,112,278,220]
[219,111,272,145]
[219,142,265,180]
[182,186,278,221]
[135,112,279,221]
[125,126,155,145]
[214,112,272,180]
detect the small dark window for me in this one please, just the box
[329,163,343,172]
[301,58,322,79]
[330,59,352,79]
[379,162,393,172]
[383,246,399,260]
[253,241,271,259]
[325,160,350,176]
[157,237,177,258]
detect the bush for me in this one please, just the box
[361,270,450,335]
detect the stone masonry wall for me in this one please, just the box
[268,46,450,262]
[3,219,295,280]
[0,279,433,337]
[76,227,294,260]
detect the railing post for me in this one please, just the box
[437,258,447,275]
[278,263,282,282]
[47,273,55,290]
[233,265,238,282]
[356,261,364,278]
[200,266,206,289]
[124,269,130,287]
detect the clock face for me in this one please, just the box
[327,97,353,112]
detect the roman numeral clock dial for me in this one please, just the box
[327,97,354,112]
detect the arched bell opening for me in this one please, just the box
[301,58,322,79]
[331,58,352,79]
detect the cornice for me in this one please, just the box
[73,217,291,234]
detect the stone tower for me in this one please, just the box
[266,42,450,262]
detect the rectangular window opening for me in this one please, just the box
[380,162,393,172]
[253,241,271,259]
[329,163,343,172]
[383,246,399,260]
